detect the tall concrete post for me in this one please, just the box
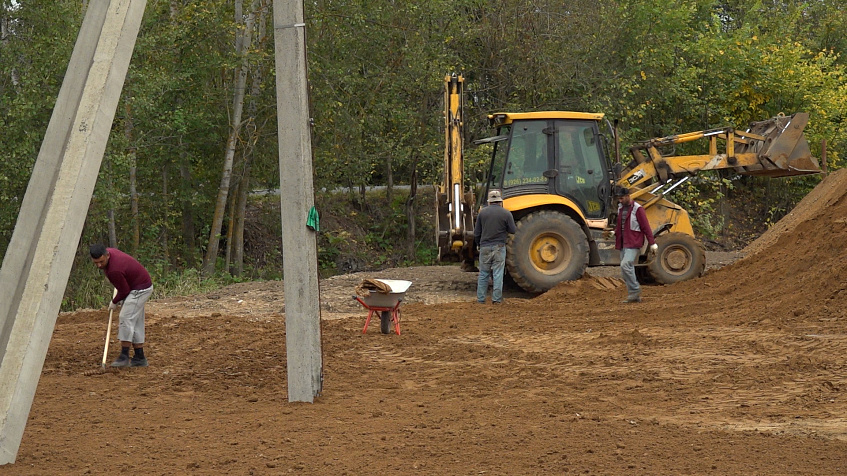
[0,0,146,463]
[272,0,323,402]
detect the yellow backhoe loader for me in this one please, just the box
[436,77,822,292]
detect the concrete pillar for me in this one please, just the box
[0,0,146,463]
[272,0,323,402]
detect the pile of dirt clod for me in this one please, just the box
[534,274,624,303]
[541,170,847,310]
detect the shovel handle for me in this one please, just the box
[101,288,118,368]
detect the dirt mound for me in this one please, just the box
[534,274,625,303]
[744,169,845,256]
[688,168,847,325]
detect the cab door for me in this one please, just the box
[499,119,552,197]
[553,120,609,219]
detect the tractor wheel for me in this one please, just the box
[506,210,589,293]
[646,232,706,284]
[635,265,655,285]
[380,311,392,334]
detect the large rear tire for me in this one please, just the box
[646,232,706,284]
[506,210,589,293]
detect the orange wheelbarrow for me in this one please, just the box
[352,295,402,335]
[353,279,411,335]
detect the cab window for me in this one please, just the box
[555,121,606,218]
[502,120,548,189]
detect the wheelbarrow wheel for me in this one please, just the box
[380,311,392,334]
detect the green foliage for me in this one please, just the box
[317,230,348,274]
[597,1,847,155]
[313,187,437,275]
[759,175,822,226]
[0,1,83,253]
[673,177,733,240]
[308,0,462,193]
[3,0,847,309]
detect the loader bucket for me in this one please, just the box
[736,112,821,177]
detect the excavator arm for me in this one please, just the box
[436,74,476,266]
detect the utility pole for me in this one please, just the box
[272,0,323,402]
[0,0,146,463]
[0,1,323,465]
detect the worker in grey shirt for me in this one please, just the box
[474,189,516,304]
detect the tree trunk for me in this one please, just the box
[105,160,117,248]
[719,172,728,240]
[231,0,270,276]
[231,125,256,277]
[232,170,249,276]
[124,101,140,253]
[129,162,138,253]
[225,186,236,272]
[161,167,171,265]
[168,0,197,267]
[179,154,197,266]
[107,210,117,248]
[386,153,393,204]
[202,0,260,275]
[405,154,418,257]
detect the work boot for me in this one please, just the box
[622,293,642,303]
[130,356,148,367]
[111,354,130,367]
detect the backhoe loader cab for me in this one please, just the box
[481,112,613,219]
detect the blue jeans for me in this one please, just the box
[620,248,640,296]
[477,244,506,303]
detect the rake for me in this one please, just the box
[84,288,119,376]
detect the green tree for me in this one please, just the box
[0,0,84,255]
[2,0,847,288]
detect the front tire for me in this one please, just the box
[380,311,391,334]
[506,210,589,293]
[646,232,706,284]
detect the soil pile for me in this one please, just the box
[3,170,847,474]
[744,168,847,256]
[692,167,847,324]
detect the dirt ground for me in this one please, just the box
[4,171,847,475]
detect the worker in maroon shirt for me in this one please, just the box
[90,244,153,367]
[613,186,658,303]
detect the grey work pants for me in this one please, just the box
[118,286,153,344]
[620,248,640,296]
